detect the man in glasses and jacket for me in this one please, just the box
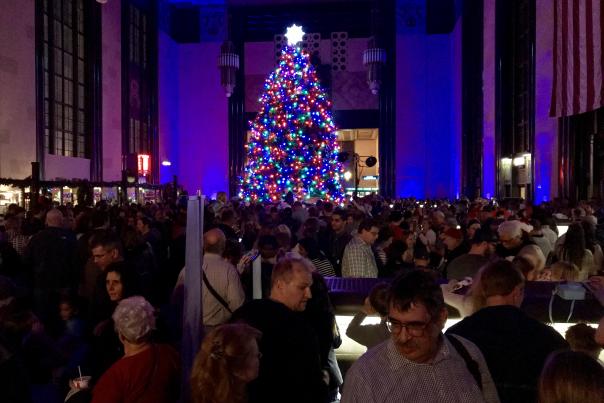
[341,270,500,403]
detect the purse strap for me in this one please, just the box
[202,267,232,314]
[447,335,483,390]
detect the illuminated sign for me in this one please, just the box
[138,154,150,175]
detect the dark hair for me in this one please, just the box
[221,209,236,223]
[89,230,123,256]
[368,282,390,317]
[297,237,326,261]
[137,215,152,227]
[376,226,393,245]
[257,234,279,250]
[560,223,587,268]
[104,262,138,300]
[90,210,109,229]
[332,209,348,221]
[413,242,430,261]
[579,220,597,253]
[471,227,497,245]
[389,211,403,222]
[302,217,320,238]
[58,294,81,313]
[388,270,444,318]
[357,218,378,234]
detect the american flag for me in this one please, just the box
[550,0,604,117]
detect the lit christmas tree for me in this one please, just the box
[238,25,345,203]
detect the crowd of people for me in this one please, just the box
[0,192,603,403]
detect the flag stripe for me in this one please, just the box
[579,0,588,113]
[561,0,569,116]
[551,0,559,117]
[551,0,604,117]
[600,0,604,111]
[586,0,594,110]
[573,0,581,114]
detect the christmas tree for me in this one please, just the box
[238,25,345,203]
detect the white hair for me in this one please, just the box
[112,296,156,343]
[498,220,532,239]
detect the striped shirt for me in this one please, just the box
[342,336,500,403]
[310,257,336,277]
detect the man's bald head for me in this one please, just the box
[204,228,226,254]
[46,209,64,228]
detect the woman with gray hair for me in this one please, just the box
[91,296,180,403]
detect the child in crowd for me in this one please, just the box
[55,296,89,388]
[565,323,603,363]
[345,282,390,349]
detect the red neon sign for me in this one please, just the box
[137,154,150,175]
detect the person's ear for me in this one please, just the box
[436,307,448,329]
[514,283,525,299]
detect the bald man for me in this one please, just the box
[173,228,245,330]
[23,208,77,324]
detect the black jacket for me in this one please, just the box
[446,305,568,403]
[231,299,327,403]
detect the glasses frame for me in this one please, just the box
[386,317,432,337]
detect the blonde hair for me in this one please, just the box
[190,323,262,403]
[549,261,579,281]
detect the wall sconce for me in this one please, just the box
[363,5,386,95]
[363,41,386,95]
[218,40,239,97]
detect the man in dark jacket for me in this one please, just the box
[446,260,568,403]
[231,256,327,403]
[23,209,77,325]
[319,209,352,276]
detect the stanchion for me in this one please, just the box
[180,193,205,401]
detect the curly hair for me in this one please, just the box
[190,323,262,403]
[112,296,155,343]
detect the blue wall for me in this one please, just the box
[395,3,462,199]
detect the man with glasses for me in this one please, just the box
[341,218,380,278]
[495,220,535,259]
[342,270,499,403]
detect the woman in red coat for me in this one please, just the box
[91,296,180,403]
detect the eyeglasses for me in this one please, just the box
[386,317,431,337]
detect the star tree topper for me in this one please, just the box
[285,24,305,46]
